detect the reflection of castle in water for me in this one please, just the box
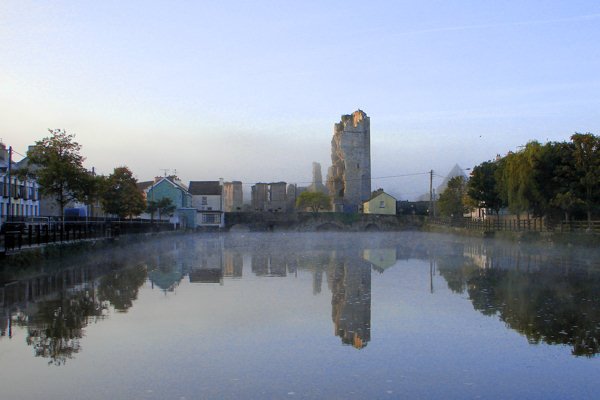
[329,253,371,349]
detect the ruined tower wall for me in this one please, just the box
[327,110,371,212]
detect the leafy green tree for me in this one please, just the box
[102,166,146,218]
[156,197,176,219]
[438,176,468,218]
[78,172,106,218]
[25,129,88,217]
[98,265,147,312]
[571,132,600,228]
[467,161,505,220]
[296,191,331,213]
[147,197,176,221]
[146,200,159,222]
[500,142,543,220]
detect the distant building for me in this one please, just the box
[437,164,468,195]
[251,183,269,211]
[396,200,429,216]
[268,182,287,212]
[223,181,243,212]
[307,162,328,194]
[0,142,40,224]
[250,182,289,212]
[363,190,397,215]
[417,164,469,202]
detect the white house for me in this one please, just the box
[188,181,224,227]
[0,142,40,224]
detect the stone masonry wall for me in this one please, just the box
[327,110,371,212]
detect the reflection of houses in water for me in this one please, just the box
[149,251,186,291]
[462,241,560,271]
[251,252,298,277]
[362,248,397,272]
[329,254,371,349]
[188,237,224,284]
[223,251,243,278]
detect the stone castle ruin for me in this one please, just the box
[327,110,371,212]
[307,162,328,194]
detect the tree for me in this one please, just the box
[25,129,88,217]
[146,200,159,222]
[499,142,543,220]
[78,172,106,218]
[438,176,468,218]
[156,197,176,220]
[101,167,146,218]
[147,197,176,221]
[571,132,600,228]
[467,161,505,220]
[296,191,331,213]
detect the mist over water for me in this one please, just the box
[1,232,599,399]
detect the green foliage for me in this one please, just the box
[296,191,331,213]
[102,166,146,218]
[78,173,106,215]
[571,133,600,225]
[501,141,543,217]
[147,197,176,221]
[438,176,468,218]
[467,161,505,217]
[26,129,88,215]
[469,133,600,223]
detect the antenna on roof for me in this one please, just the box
[160,168,169,177]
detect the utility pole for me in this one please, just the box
[429,169,433,218]
[7,146,12,222]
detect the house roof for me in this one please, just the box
[137,180,154,191]
[148,176,189,193]
[437,164,468,194]
[366,190,397,202]
[188,181,222,195]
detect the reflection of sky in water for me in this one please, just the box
[1,232,600,399]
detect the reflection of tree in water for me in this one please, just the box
[22,264,148,365]
[436,242,600,357]
[26,289,106,366]
[98,264,148,312]
[329,253,371,349]
[468,268,600,357]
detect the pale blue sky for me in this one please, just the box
[1,1,599,199]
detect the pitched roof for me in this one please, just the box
[137,180,154,191]
[366,190,397,202]
[437,164,468,194]
[188,181,222,195]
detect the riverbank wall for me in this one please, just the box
[424,223,600,247]
[0,230,186,269]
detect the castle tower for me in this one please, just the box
[308,162,328,194]
[327,110,371,212]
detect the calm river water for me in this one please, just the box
[1,232,599,399]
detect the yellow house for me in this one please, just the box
[363,191,397,215]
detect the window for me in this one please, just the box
[201,196,208,205]
[379,200,385,208]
